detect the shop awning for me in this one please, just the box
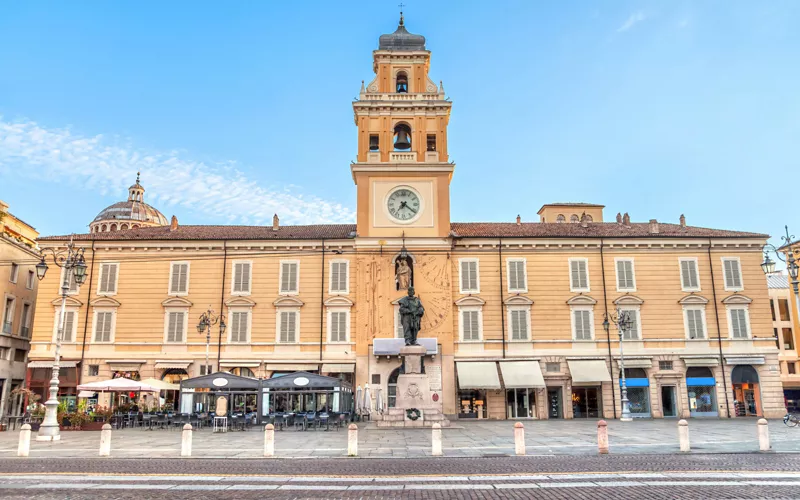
[220,361,261,368]
[456,362,501,390]
[28,361,77,368]
[567,360,611,384]
[499,361,546,388]
[682,357,719,367]
[154,362,192,370]
[617,358,652,369]
[265,363,319,372]
[321,363,356,373]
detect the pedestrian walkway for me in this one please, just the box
[1,419,798,458]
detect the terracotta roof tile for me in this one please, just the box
[39,224,358,242]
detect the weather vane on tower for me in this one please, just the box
[398,2,405,25]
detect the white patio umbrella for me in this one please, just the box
[375,387,384,414]
[140,378,179,391]
[363,384,372,415]
[355,385,363,414]
[77,378,158,411]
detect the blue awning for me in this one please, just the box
[687,377,716,386]
[622,378,649,387]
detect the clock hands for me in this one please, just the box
[398,201,418,215]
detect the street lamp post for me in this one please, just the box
[33,237,88,441]
[197,309,225,375]
[604,308,634,422]
[762,226,800,327]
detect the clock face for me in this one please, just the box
[387,187,422,223]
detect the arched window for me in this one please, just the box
[731,365,759,385]
[585,215,593,222]
[570,214,579,223]
[120,223,129,230]
[229,367,256,378]
[393,123,412,151]
[161,368,189,384]
[621,368,648,379]
[110,224,117,231]
[396,72,408,93]
[132,224,140,229]
[686,367,713,378]
[101,224,108,232]
[387,368,401,407]
[556,214,566,223]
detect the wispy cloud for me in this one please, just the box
[0,117,355,225]
[617,11,647,32]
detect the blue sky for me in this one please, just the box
[1,1,798,248]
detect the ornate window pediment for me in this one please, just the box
[566,295,597,306]
[161,297,193,308]
[51,296,83,307]
[324,296,353,307]
[90,296,121,308]
[504,295,533,306]
[721,294,753,305]
[613,295,644,306]
[274,296,304,308]
[678,294,709,305]
[225,296,256,308]
[454,296,486,307]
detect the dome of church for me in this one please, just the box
[379,14,426,51]
[89,173,168,233]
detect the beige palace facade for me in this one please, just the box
[28,17,785,420]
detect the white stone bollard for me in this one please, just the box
[678,419,690,452]
[597,420,609,454]
[99,423,112,457]
[264,424,275,457]
[347,424,358,457]
[432,423,443,456]
[17,424,31,457]
[514,422,526,456]
[181,424,193,457]
[758,418,771,451]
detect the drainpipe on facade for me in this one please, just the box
[216,241,228,373]
[599,238,617,419]
[707,238,731,417]
[77,239,96,385]
[498,238,506,359]
[319,239,325,365]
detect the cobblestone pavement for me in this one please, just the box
[0,418,798,459]
[1,455,799,499]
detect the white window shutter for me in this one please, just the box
[396,308,404,339]
[338,312,347,341]
[571,260,588,290]
[331,263,341,291]
[461,261,478,292]
[100,264,117,293]
[617,260,634,289]
[281,263,298,293]
[574,310,591,340]
[724,260,742,289]
[624,311,638,340]
[62,312,75,342]
[167,312,177,342]
[470,311,480,340]
[233,263,243,292]
[731,309,747,338]
[681,260,698,289]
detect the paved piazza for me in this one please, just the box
[1,419,799,459]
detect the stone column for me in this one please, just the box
[678,419,690,452]
[99,423,112,457]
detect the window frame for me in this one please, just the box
[279,260,300,295]
[506,257,528,293]
[168,261,191,296]
[394,305,404,339]
[329,259,350,295]
[458,258,481,294]
[88,365,100,377]
[507,306,531,341]
[458,306,483,342]
[682,305,708,340]
[678,257,701,292]
[568,258,591,293]
[570,306,595,341]
[96,262,120,296]
[91,309,116,344]
[618,306,642,340]
[726,305,751,339]
[2,294,15,331]
[721,257,744,292]
[53,307,79,343]
[60,267,80,296]
[614,257,637,292]
[18,302,32,337]
[9,263,19,283]
[327,308,350,343]
[230,260,253,296]
[227,309,251,344]
[163,309,188,344]
[276,308,300,344]
[26,270,35,290]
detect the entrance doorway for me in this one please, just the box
[506,388,536,418]
[547,388,562,419]
[732,365,761,417]
[661,386,677,417]
[571,387,601,418]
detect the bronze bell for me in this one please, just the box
[394,130,411,150]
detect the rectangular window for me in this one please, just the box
[19,303,31,337]
[61,268,79,295]
[88,365,99,377]
[459,259,480,294]
[461,310,481,341]
[60,311,76,342]
[279,311,298,343]
[26,270,34,289]
[229,311,249,343]
[426,134,436,152]
[232,261,252,294]
[572,309,593,340]
[507,259,527,293]
[2,297,14,333]
[783,328,795,350]
[371,374,381,385]
[200,365,213,376]
[369,134,379,151]
[280,261,299,294]
[771,300,778,322]
[722,258,743,291]
[9,263,19,283]
[93,311,114,343]
[621,309,640,340]
[729,308,749,339]
[778,299,791,322]
[98,263,119,295]
[330,261,349,294]
[509,309,529,340]
[169,262,190,295]
[685,308,706,339]
[165,311,185,343]
[395,306,404,339]
[789,363,797,375]
[545,362,560,373]
[679,258,700,291]
[329,311,348,342]
[658,360,674,371]
[569,258,590,292]
[13,349,25,363]
[615,258,636,291]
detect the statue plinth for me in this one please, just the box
[400,345,426,374]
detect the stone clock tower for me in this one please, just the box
[352,13,454,239]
